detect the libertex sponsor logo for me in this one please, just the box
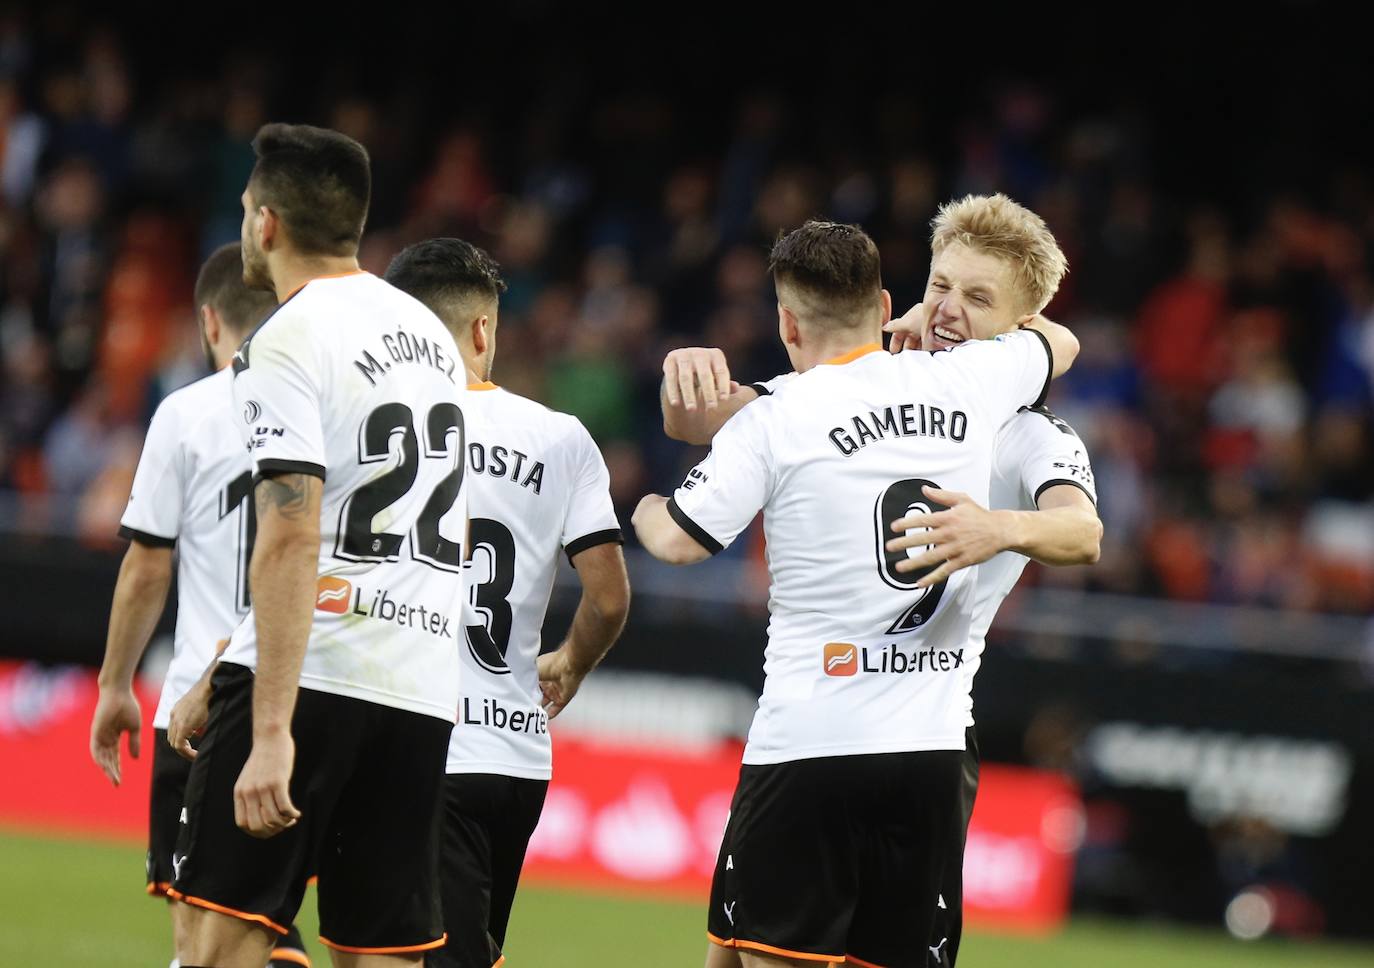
[823,643,858,677]
[314,576,454,639]
[823,641,964,677]
[315,577,352,614]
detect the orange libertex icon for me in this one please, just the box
[315,576,352,614]
[823,642,858,677]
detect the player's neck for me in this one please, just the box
[792,329,883,373]
[269,253,362,304]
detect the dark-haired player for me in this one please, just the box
[635,220,1079,968]
[385,237,630,968]
[661,194,1101,966]
[169,124,471,968]
[90,244,315,968]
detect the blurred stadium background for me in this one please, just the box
[1,3,1371,965]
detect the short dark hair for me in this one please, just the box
[383,238,507,318]
[248,123,371,256]
[194,243,277,335]
[768,220,882,325]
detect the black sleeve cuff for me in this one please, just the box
[117,525,176,548]
[253,459,326,484]
[747,382,772,397]
[1025,328,1054,409]
[1033,478,1096,507]
[666,497,724,555]
[565,528,625,563]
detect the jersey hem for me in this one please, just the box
[117,524,176,548]
[666,496,724,554]
[741,732,968,765]
[1033,477,1096,506]
[1024,328,1054,408]
[564,527,624,562]
[227,671,458,723]
[444,762,553,781]
[254,459,326,482]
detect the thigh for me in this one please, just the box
[931,729,980,967]
[171,664,336,938]
[430,774,498,968]
[148,728,192,895]
[484,776,547,946]
[316,704,453,957]
[847,751,965,968]
[707,759,858,965]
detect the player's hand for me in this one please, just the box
[883,302,930,353]
[886,485,1013,587]
[662,347,734,411]
[537,647,591,720]
[233,733,300,839]
[90,687,142,786]
[168,676,212,762]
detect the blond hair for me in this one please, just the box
[930,194,1068,313]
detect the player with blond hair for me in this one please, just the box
[660,194,1100,966]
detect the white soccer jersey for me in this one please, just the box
[671,332,1053,764]
[119,368,253,730]
[222,271,470,722]
[961,405,1097,725]
[447,384,622,779]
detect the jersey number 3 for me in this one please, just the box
[465,518,516,674]
[874,478,949,634]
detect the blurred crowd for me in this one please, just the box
[0,15,1370,614]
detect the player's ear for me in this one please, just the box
[201,304,221,347]
[779,303,801,348]
[878,288,893,327]
[471,315,489,356]
[258,206,277,250]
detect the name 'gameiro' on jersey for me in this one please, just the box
[220,271,470,724]
[668,332,1052,765]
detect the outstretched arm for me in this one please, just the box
[886,484,1102,588]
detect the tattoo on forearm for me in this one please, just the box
[255,474,314,521]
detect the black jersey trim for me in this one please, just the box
[565,528,625,563]
[1033,478,1096,507]
[666,497,724,555]
[1024,327,1054,409]
[117,525,176,548]
[253,459,326,483]
[747,382,772,397]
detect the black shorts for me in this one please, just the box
[147,728,193,896]
[170,662,453,956]
[930,727,980,967]
[428,772,549,968]
[707,749,964,968]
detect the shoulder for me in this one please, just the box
[150,370,231,432]
[1014,403,1084,442]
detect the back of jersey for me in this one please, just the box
[669,334,1052,764]
[223,271,470,722]
[449,385,621,779]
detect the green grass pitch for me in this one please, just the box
[3,829,1371,966]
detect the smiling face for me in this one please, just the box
[920,242,1026,351]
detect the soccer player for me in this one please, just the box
[90,244,314,968]
[634,220,1080,968]
[169,124,470,968]
[661,194,1100,965]
[383,237,631,968]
